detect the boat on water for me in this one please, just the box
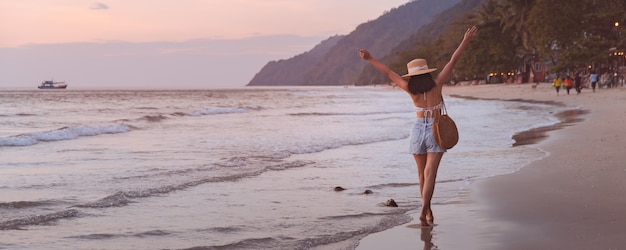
[38,80,67,89]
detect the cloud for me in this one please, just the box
[90,2,109,10]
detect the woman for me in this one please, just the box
[358,26,477,227]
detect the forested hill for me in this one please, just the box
[247,0,462,86]
[246,35,344,86]
[356,0,485,85]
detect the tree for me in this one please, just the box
[496,0,542,82]
[527,0,626,74]
[453,0,518,82]
[500,0,536,55]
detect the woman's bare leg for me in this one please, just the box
[414,152,443,226]
[414,154,426,194]
[413,154,429,225]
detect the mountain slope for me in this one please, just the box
[356,0,485,85]
[247,0,462,86]
[246,35,343,86]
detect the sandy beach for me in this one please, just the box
[358,83,626,249]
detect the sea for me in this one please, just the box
[0,86,569,249]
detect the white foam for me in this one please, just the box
[188,107,248,116]
[267,133,407,159]
[0,124,130,147]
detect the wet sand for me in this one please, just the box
[357,83,626,249]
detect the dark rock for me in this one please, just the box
[333,186,346,191]
[363,189,373,194]
[384,199,398,207]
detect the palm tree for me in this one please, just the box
[468,0,502,28]
[459,0,517,82]
[500,0,536,54]
[500,0,539,82]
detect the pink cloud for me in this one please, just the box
[90,2,109,10]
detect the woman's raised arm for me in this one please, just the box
[436,26,478,85]
[359,49,408,91]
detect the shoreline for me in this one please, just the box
[450,93,589,147]
[357,83,626,249]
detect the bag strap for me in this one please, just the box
[435,85,448,116]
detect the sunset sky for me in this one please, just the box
[1,0,408,88]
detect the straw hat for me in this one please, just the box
[401,59,437,78]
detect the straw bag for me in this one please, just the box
[432,90,458,149]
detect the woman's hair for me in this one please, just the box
[408,73,436,95]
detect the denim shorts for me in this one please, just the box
[409,118,446,154]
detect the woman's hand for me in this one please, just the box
[358,49,372,60]
[464,26,478,42]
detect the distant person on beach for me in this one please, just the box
[574,72,582,94]
[589,71,598,92]
[564,76,572,95]
[553,77,562,96]
[358,26,478,227]
[600,73,608,88]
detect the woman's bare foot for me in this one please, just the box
[419,215,430,227]
[426,209,434,224]
[419,209,433,227]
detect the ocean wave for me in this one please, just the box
[135,107,159,110]
[182,237,281,250]
[215,157,247,168]
[77,160,315,208]
[75,191,132,208]
[133,229,171,237]
[200,226,245,234]
[0,124,130,147]
[68,233,120,240]
[187,107,249,116]
[2,160,316,232]
[0,113,37,117]
[183,214,412,250]
[141,114,168,122]
[294,214,411,249]
[289,111,398,116]
[68,230,171,240]
[267,134,407,159]
[0,200,59,210]
[320,211,409,220]
[0,209,80,230]
[365,182,417,190]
